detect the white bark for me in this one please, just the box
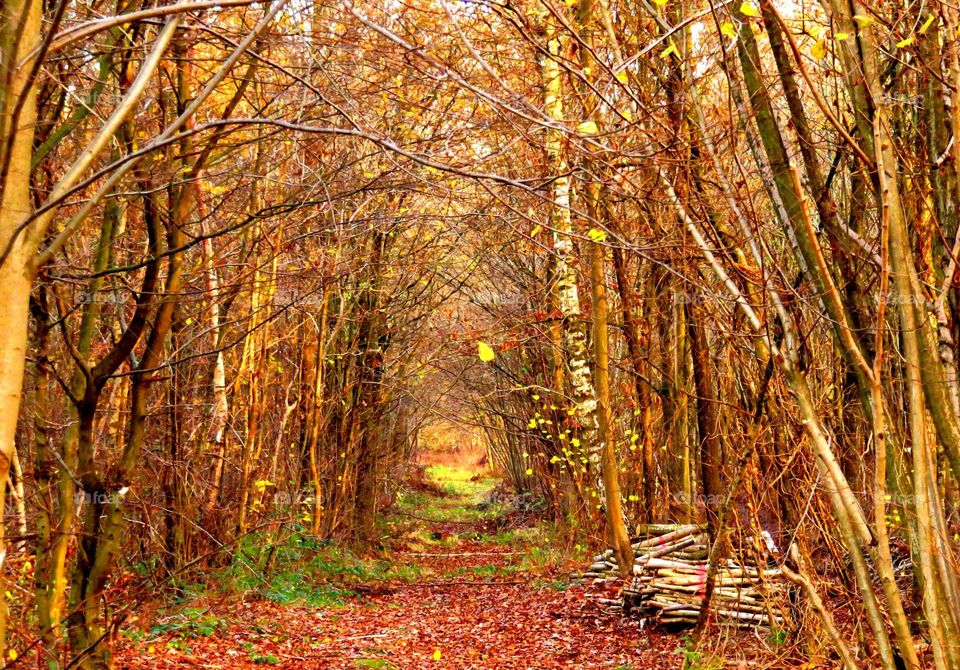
[541,18,600,496]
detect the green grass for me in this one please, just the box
[149,608,225,638]
[423,464,497,501]
[389,466,504,524]
[224,530,425,607]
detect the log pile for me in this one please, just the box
[583,524,789,628]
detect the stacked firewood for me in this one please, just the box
[583,524,789,628]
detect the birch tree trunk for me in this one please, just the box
[539,13,600,502]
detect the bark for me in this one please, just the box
[540,14,600,500]
[875,105,960,668]
[686,297,722,533]
[576,0,632,571]
[307,291,330,534]
[353,228,389,542]
[0,0,40,656]
[201,211,229,518]
[611,244,656,522]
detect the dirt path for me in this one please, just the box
[114,470,776,669]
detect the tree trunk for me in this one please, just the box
[686,297,722,533]
[0,0,41,656]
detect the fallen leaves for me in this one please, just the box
[113,490,796,669]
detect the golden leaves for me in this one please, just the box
[477,341,496,362]
[896,35,915,48]
[576,120,599,135]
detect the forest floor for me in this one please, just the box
[114,467,795,669]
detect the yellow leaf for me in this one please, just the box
[720,22,737,39]
[739,1,759,17]
[615,71,629,84]
[525,468,533,476]
[587,228,607,243]
[811,39,828,59]
[8,650,16,661]
[660,42,677,59]
[433,649,442,661]
[477,341,495,362]
[919,15,936,34]
[530,224,542,237]
[853,14,875,27]
[528,419,537,429]
[834,32,849,40]
[652,0,668,6]
[896,35,915,48]
[576,120,599,135]
[619,108,632,122]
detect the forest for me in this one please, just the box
[2,0,960,667]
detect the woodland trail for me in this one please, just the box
[113,468,777,669]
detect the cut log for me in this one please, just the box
[582,525,795,630]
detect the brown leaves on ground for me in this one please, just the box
[114,495,796,670]
[115,544,672,669]
[114,539,795,670]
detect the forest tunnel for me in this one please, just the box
[1,0,959,667]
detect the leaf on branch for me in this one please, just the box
[477,341,496,362]
[811,39,828,59]
[739,2,759,17]
[721,22,737,40]
[577,120,599,135]
[853,14,875,27]
[919,15,936,34]
[587,228,607,243]
[896,35,915,48]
